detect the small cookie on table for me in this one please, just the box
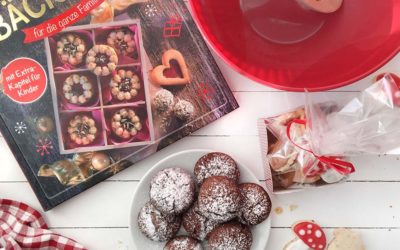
[327,228,365,250]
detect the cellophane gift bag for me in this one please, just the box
[306,74,400,156]
[260,74,400,192]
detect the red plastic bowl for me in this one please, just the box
[190,0,400,91]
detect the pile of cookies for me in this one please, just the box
[137,152,272,249]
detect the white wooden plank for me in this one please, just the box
[3,135,400,182]
[194,91,353,136]
[49,228,132,250]
[1,135,26,181]
[0,135,265,182]
[270,182,400,228]
[51,228,400,250]
[268,228,400,250]
[108,135,265,181]
[0,182,137,227]
[2,182,400,228]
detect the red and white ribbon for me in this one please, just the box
[286,119,355,177]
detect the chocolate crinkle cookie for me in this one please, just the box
[207,222,252,250]
[238,183,272,225]
[164,236,203,250]
[137,202,181,242]
[150,168,196,215]
[194,152,240,185]
[198,176,243,223]
[207,222,253,250]
[182,202,220,241]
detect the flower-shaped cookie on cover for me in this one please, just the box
[56,34,87,66]
[67,115,98,145]
[110,69,141,101]
[107,28,136,56]
[111,108,142,139]
[86,45,118,76]
[63,74,93,105]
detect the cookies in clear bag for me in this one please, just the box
[259,107,351,192]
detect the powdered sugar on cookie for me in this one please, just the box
[194,152,240,185]
[150,168,195,214]
[198,176,242,222]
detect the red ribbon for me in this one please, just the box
[286,119,355,177]
[22,0,104,43]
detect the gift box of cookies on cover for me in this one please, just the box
[259,74,400,192]
[45,20,154,154]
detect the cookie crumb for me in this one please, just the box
[274,207,283,215]
[289,205,298,211]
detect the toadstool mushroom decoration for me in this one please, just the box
[284,221,326,250]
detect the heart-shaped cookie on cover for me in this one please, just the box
[150,49,190,86]
[298,0,343,13]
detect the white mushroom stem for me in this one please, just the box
[285,238,311,250]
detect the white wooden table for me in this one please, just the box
[3,12,400,250]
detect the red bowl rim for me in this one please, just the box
[189,0,400,92]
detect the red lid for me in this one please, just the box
[190,0,400,91]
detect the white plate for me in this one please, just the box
[129,149,272,249]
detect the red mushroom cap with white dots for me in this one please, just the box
[292,221,326,250]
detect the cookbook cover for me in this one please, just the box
[0,0,238,210]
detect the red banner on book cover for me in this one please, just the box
[22,0,103,43]
[2,57,47,103]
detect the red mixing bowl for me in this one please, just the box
[189,0,400,91]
